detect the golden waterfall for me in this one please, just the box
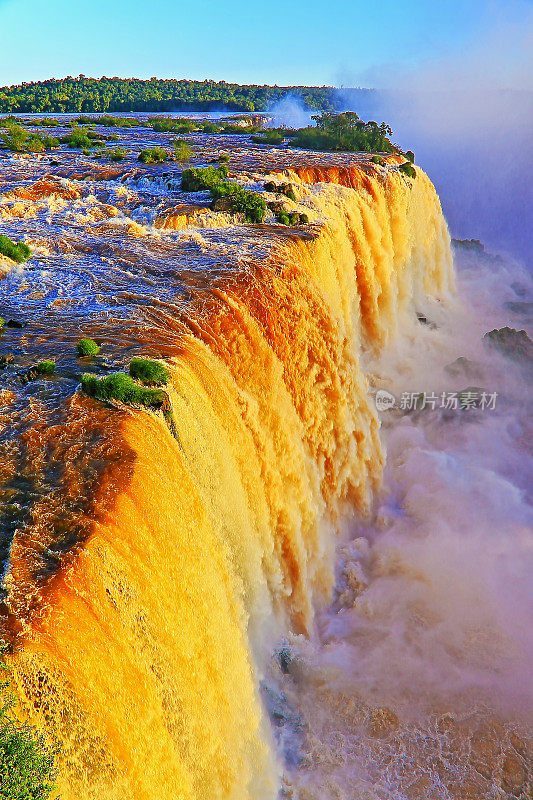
[5,166,453,799]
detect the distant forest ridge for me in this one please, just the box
[0,76,373,114]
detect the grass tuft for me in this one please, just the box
[76,338,100,357]
[0,236,31,264]
[81,372,167,410]
[129,358,169,386]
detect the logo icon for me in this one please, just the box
[375,389,396,412]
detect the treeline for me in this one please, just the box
[0,77,347,114]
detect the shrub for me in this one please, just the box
[76,115,145,128]
[138,147,168,164]
[34,118,61,127]
[151,118,196,134]
[0,236,31,263]
[129,358,169,386]
[292,111,395,154]
[0,124,58,154]
[217,153,230,163]
[221,123,258,134]
[35,361,55,376]
[200,122,222,134]
[1,646,57,799]
[60,127,95,149]
[210,183,266,223]
[181,165,229,192]
[105,147,127,162]
[76,338,100,357]
[251,131,284,145]
[272,207,308,226]
[81,372,167,410]
[371,155,385,165]
[181,166,265,222]
[172,140,193,162]
[404,150,415,163]
[398,161,416,179]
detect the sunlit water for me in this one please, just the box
[0,116,530,799]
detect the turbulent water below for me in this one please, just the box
[0,116,531,799]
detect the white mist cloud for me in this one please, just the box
[266,93,314,129]
[336,2,533,267]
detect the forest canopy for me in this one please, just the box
[0,77,372,114]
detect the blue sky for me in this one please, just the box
[0,0,529,86]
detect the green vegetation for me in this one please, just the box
[371,155,385,165]
[104,147,127,162]
[1,645,57,800]
[251,130,284,145]
[76,338,100,357]
[35,361,56,376]
[181,165,228,191]
[81,372,167,410]
[212,183,266,223]
[273,208,309,226]
[171,140,193,161]
[200,122,221,134]
[404,150,415,163]
[0,123,59,153]
[398,161,416,179]
[151,117,194,133]
[181,165,266,222]
[138,147,168,164]
[129,358,169,386]
[0,77,339,114]
[181,165,228,192]
[292,111,395,153]
[75,114,143,128]
[31,118,61,127]
[60,126,101,150]
[0,236,31,263]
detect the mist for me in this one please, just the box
[335,5,533,268]
[266,92,315,129]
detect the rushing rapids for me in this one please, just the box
[0,117,530,799]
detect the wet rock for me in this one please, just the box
[445,357,484,380]
[260,681,304,769]
[416,312,436,329]
[267,200,285,215]
[501,750,527,795]
[483,326,533,364]
[4,177,80,201]
[452,238,485,253]
[0,353,15,368]
[211,196,236,214]
[155,203,210,230]
[367,707,399,738]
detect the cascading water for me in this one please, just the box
[0,132,529,799]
